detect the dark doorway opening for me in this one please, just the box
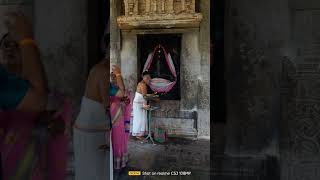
[212,0,226,123]
[137,34,181,100]
[87,0,109,74]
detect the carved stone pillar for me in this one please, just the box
[128,0,133,15]
[133,0,138,15]
[161,0,165,13]
[152,0,157,13]
[181,0,186,12]
[167,0,174,14]
[124,0,129,16]
[145,0,151,14]
[191,0,195,13]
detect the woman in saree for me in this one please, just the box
[0,12,47,113]
[110,65,132,171]
[0,93,71,180]
[0,12,70,180]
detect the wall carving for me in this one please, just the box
[281,9,320,180]
[123,0,195,15]
[117,0,202,29]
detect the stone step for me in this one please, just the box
[166,128,198,139]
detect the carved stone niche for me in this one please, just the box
[118,0,202,29]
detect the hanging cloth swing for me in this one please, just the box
[142,44,177,93]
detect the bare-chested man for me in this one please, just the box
[73,58,111,180]
[131,71,151,140]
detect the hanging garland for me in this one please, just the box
[142,44,177,93]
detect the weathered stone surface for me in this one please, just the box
[120,31,138,93]
[213,155,279,180]
[216,0,320,180]
[123,0,196,16]
[34,0,88,110]
[118,0,202,29]
[114,138,210,180]
[117,13,203,30]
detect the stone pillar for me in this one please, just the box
[124,0,129,16]
[152,0,157,14]
[191,0,195,12]
[198,0,210,137]
[145,0,151,14]
[167,0,174,14]
[111,0,121,64]
[180,31,201,110]
[160,0,165,13]
[120,32,138,93]
[181,0,186,12]
[133,0,138,15]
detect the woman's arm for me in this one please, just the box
[115,75,125,97]
[112,65,125,97]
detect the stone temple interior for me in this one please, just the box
[1,0,320,179]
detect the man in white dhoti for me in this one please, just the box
[73,58,111,180]
[132,71,151,141]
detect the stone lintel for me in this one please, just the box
[121,28,199,34]
[117,13,203,30]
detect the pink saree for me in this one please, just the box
[47,96,72,180]
[110,92,132,170]
[0,111,43,180]
[0,93,72,180]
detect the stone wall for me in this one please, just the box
[217,0,320,179]
[34,0,88,113]
[224,0,286,156]
[110,0,121,65]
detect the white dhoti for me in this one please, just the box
[73,129,110,180]
[73,97,112,180]
[132,92,148,136]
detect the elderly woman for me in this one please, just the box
[0,12,47,112]
[110,65,132,172]
[0,12,69,180]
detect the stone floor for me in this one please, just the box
[114,138,210,180]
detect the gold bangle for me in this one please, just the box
[19,38,37,47]
[115,74,121,77]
